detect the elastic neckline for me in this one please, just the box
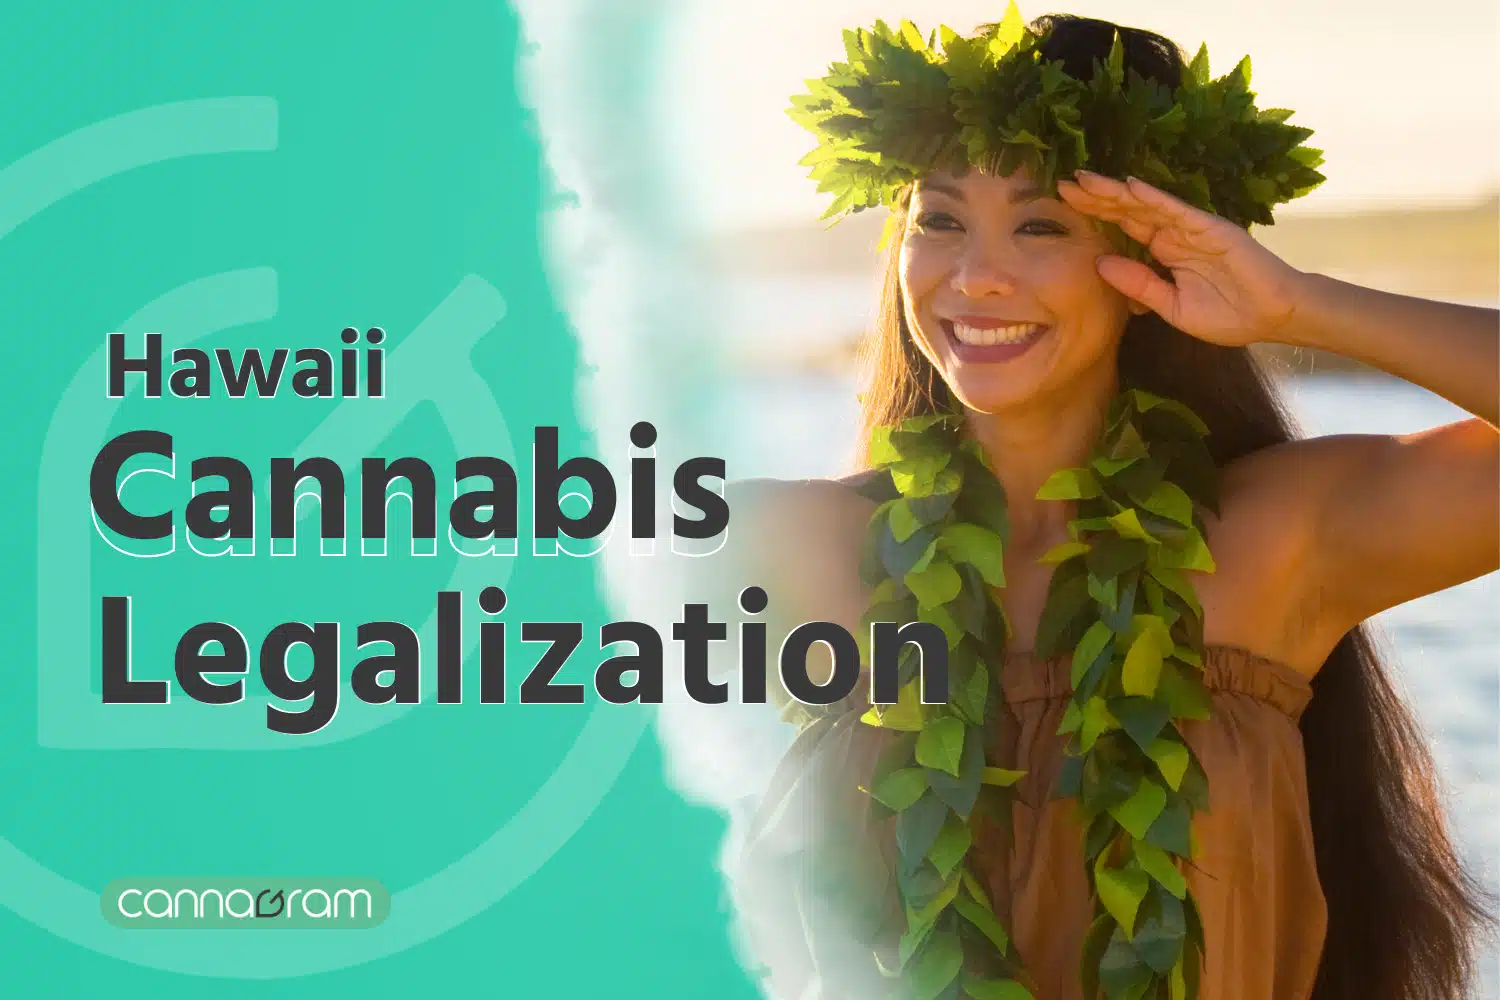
[999,643,1315,721]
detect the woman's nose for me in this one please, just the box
[952,241,1020,298]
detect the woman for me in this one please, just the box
[726,11,1496,1000]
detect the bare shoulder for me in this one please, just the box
[726,471,882,553]
[722,472,881,635]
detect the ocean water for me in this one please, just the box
[708,368,1499,994]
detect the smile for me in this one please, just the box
[941,318,1050,361]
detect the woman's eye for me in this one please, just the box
[1019,218,1068,236]
[913,210,962,232]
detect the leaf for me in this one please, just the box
[1079,913,1114,1000]
[871,767,930,811]
[1121,629,1165,697]
[1157,662,1212,722]
[880,519,939,580]
[1071,620,1115,687]
[927,813,974,878]
[1136,481,1195,527]
[963,980,1033,1000]
[893,453,952,498]
[1146,738,1190,791]
[1034,566,1092,659]
[910,538,940,575]
[932,467,963,496]
[1099,930,1152,996]
[1080,696,1118,752]
[1148,565,1203,620]
[953,890,1011,956]
[1170,645,1203,669]
[982,767,1027,787]
[860,500,896,586]
[1132,888,1188,974]
[960,868,993,911]
[916,716,966,776]
[910,488,960,524]
[927,725,985,817]
[1036,467,1101,500]
[1112,697,1171,752]
[1092,455,1139,477]
[900,413,953,434]
[907,558,964,609]
[908,928,964,1000]
[990,0,1027,52]
[861,597,918,645]
[955,459,1010,538]
[1073,639,1112,703]
[898,913,939,972]
[869,425,901,465]
[1087,573,1119,612]
[1056,700,1083,736]
[1133,841,1189,900]
[1144,798,1192,856]
[1096,864,1150,937]
[1085,535,1149,582]
[1107,421,1149,461]
[862,677,926,730]
[898,791,952,866]
[920,604,966,649]
[1107,508,1159,544]
[901,859,951,909]
[1039,539,1090,564]
[890,498,922,542]
[1128,389,1210,435]
[1156,527,1215,572]
[906,870,964,942]
[941,522,1007,587]
[1177,756,1210,813]
[950,648,989,724]
[899,18,926,52]
[1109,777,1168,840]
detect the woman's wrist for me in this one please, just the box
[1267,269,1335,350]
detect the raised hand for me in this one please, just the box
[1057,170,1308,347]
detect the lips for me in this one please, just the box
[940,317,1050,363]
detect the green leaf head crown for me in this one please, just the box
[787,3,1325,244]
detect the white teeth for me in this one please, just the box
[951,322,1042,346]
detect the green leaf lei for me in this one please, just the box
[787,3,1324,254]
[853,389,1221,1000]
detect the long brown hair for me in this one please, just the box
[848,17,1494,998]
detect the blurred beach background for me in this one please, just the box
[644,0,1499,993]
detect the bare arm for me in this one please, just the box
[1058,172,1500,628]
[709,477,875,713]
[1276,276,1500,625]
[1282,274,1499,428]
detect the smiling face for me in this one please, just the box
[899,166,1143,415]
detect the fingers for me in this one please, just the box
[1057,181,1160,248]
[1056,178,1124,221]
[1072,170,1215,236]
[1095,254,1178,323]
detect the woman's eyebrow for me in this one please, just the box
[1008,182,1046,204]
[916,178,1047,204]
[917,178,965,201]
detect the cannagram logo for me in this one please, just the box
[101,879,389,929]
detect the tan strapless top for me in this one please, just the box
[980,644,1328,1000]
[735,644,1329,1000]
